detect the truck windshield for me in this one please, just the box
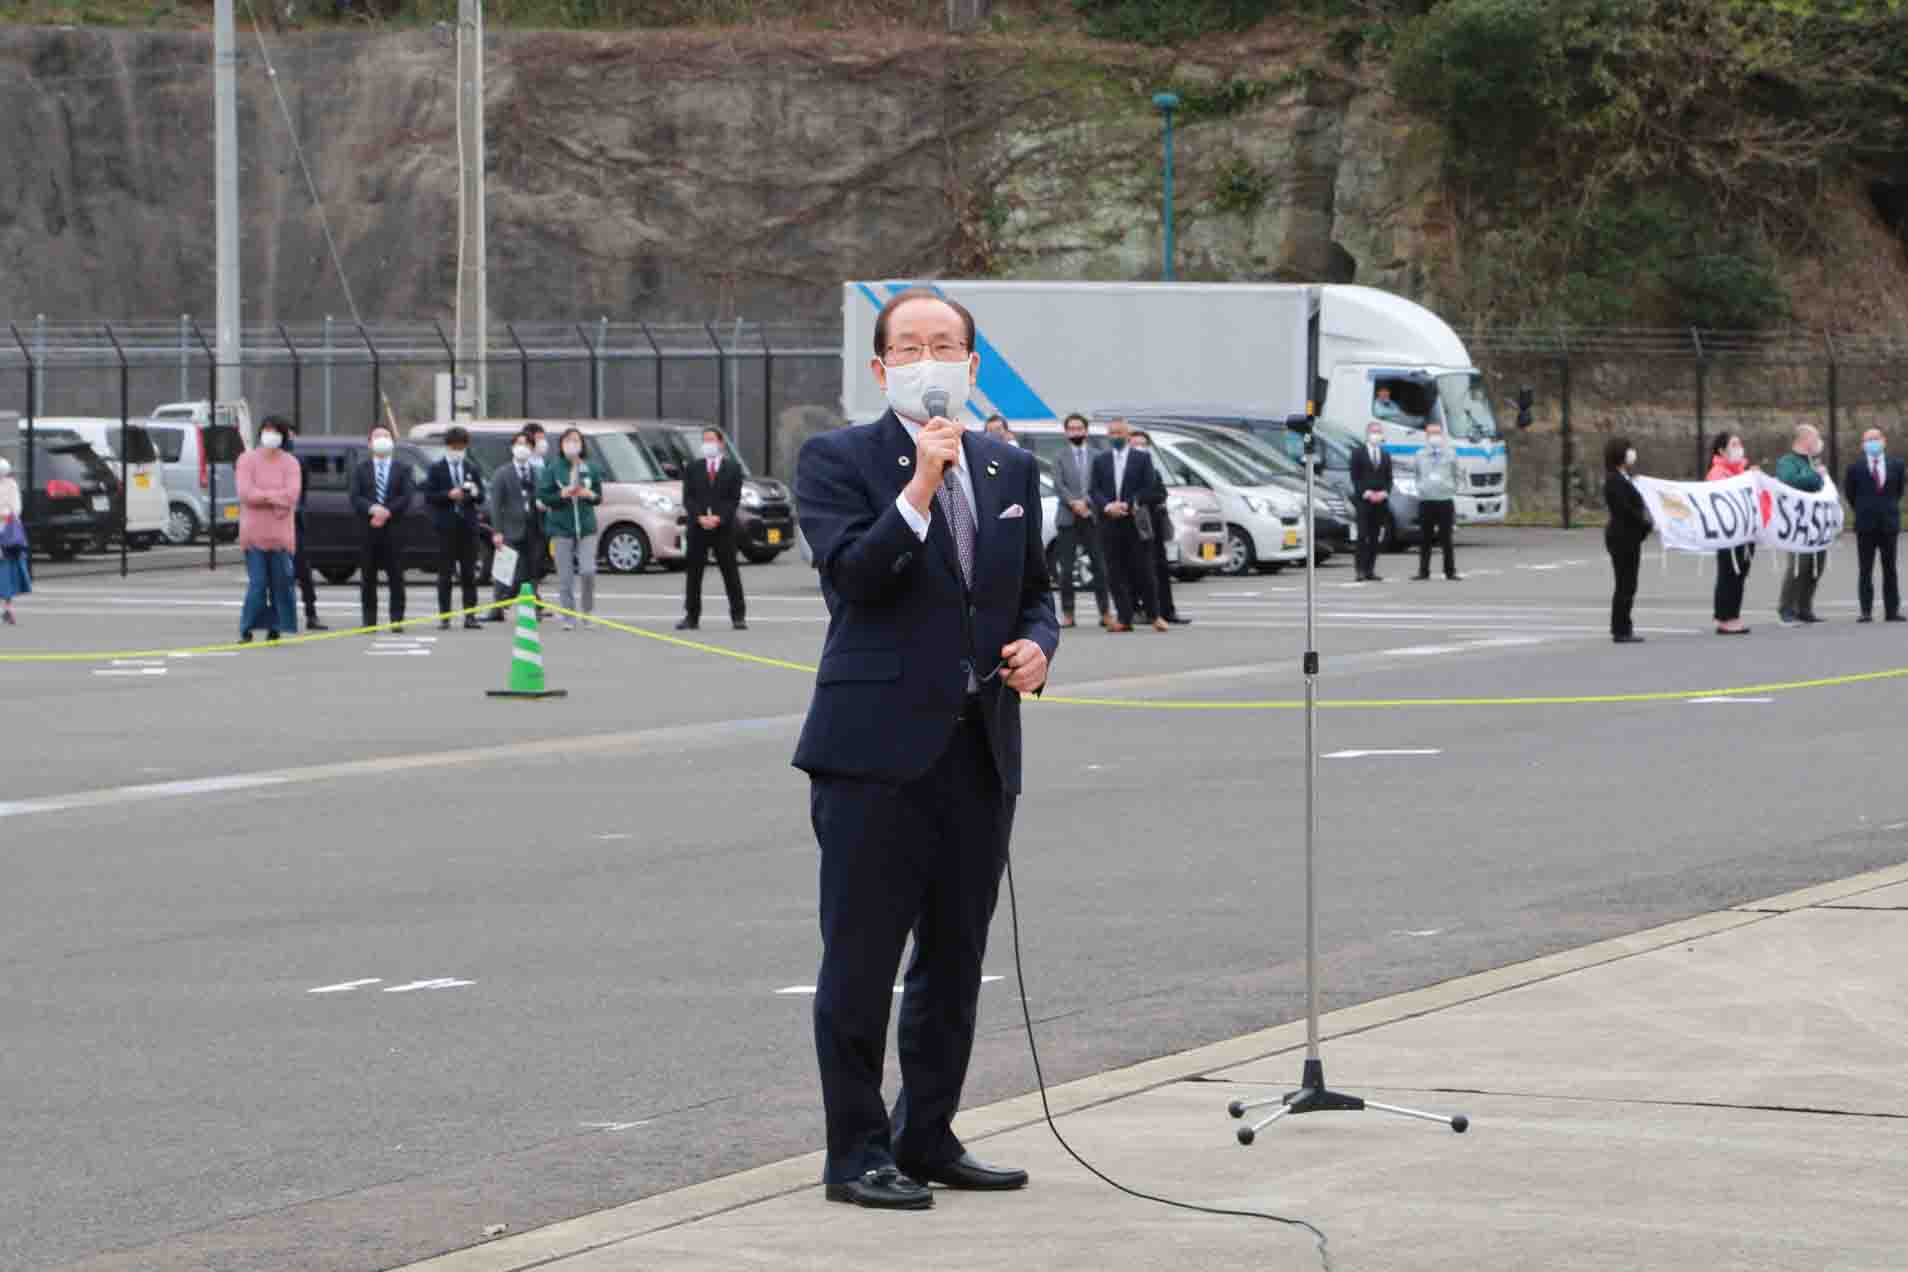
[1438,373,1499,440]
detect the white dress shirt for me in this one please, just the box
[1111,447,1129,501]
[893,418,979,542]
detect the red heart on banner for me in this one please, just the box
[1759,489,1774,526]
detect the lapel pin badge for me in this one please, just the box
[986,461,1000,477]
[898,455,911,468]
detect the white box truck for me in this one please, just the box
[842,281,1508,547]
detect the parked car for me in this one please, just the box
[295,437,440,583]
[1143,420,1353,562]
[407,420,686,573]
[3,435,121,560]
[626,420,795,564]
[34,419,169,549]
[145,413,246,544]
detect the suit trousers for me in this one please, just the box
[498,523,545,605]
[1149,511,1178,620]
[684,523,745,622]
[1355,500,1387,577]
[811,713,1013,1184]
[1417,499,1456,577]
[293,516,317,618]
[1778,550,1824,621]
[1713,546,1753,623]
[1102,518,1160,625]
[1607,538,1641,638]
[1856,530,1899,618]
[1053,519,1109,618]
[436,519,481,618]
[359,526,406,626]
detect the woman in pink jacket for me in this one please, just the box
[236,421,303,642]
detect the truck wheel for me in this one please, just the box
[601,524,651,574]
[163,504,199,545]
[1220,525,1256,576]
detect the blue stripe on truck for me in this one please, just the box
[863,282,1056,422]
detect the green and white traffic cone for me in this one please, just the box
[486,584,568,700]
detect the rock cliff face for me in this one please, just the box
[0,25,1441,324]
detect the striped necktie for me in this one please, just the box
[936,472,976,589]
[374,461,388,504]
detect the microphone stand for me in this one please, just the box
[1226,414,1469,1144]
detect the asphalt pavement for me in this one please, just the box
[3,528,1904,1271]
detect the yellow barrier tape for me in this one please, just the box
[9,592,1908,710]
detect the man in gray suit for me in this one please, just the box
[486,430,546,623]
[1051,412,1110,629]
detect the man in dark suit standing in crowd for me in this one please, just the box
[677,426,748,632]
[1090,417,1168,633]
[794,288,1057,1212]
[1131,430,1189,624]
[486,431,544,622]
[276,416,327,631]
[424,425,487,631]
[1350,419,1393,582]
[347,423,413,630]
[1049,412,1109,629]
[1846,426,1904,623]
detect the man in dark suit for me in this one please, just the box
[485,431,545,622]
[1049,412,1110,629]
[1090,417,1168,633]
[794,288,1058,1212]
[277,416,327,631]
[1846,427,1904,622]
[1349,419,1393,582]
[677,425,748,632]
[347,423,413,630]
[424,425,488,631]
[1131,430,1189,624]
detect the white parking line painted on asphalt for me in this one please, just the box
[94,667,168,677]
[1685,696,1774,705]
[1381,644,1467,657]
[579,1121,652,1133]
[0,773,289,820]
[1324,749,1443,759]
[382,978,475,993]
[1391,928,1445,937]
[774,975,1005,997]
[308,979,384,994]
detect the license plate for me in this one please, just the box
[92,496,111,512]
[223,505,240,521]
[134,474,151,490]
[766,528,782,545]
[1481,501,1500,513]
[1284,529,1300,548]
[1199,542,1218,560]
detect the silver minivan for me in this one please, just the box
[145,417,245,544]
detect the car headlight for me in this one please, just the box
[637,490,678,514]
[1392,476,1419,496]
[740,487,763,508]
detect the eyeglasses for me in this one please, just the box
[883,342,970,366]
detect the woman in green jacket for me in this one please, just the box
[538,427,605,631]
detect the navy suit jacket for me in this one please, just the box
[1845,455,1904,535]
[792,412,1059,794]
[348,456,416,532]
[1088,447,1165,515]
[424,456,486,533]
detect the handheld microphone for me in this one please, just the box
[923,388,950,421]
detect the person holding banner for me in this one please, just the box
[1706,433,1755,635]
[1845,427,1904,623]
[1603,438,1651,644]
[1775,425,1829,626]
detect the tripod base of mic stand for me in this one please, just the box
[1227,1059,1469,1144]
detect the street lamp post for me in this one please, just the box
[1152,92,1181,282]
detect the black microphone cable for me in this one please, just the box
[1001,852,1334,1272]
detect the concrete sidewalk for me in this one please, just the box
[402,864,1908,1272]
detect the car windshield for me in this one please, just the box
[1164,438,1267,487]
[1438,373,1500,440]
[669,426,752,477]
[588,431,664,483]
[1200,430,1305,481]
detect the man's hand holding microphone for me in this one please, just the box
[903,390,964,520]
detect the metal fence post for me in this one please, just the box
[642,322,663,417]
[359,322,380,429]
[322,314,334,434]
[180,313,191,401]
[33,314,45,417]
[195,320,219,571]
[508,323,529,416]
[761,325,775,477]
[1557,329,1573,530]
[1691,327,1707,477]
[12,324,35,535]
[707,322,728,435]
[1825,331,1840,476]
[105,323,129,578]
[280,324,302,434]
[579,323,601,420]
[597,316,609,418]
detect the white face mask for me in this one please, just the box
[512,444,532,463]
[370,436,394,457]
[1424,432,1444,448]
[447,448,466,462]
[534,439,549,457]
[562,441,582,460]
[1624,448,1638,468]
[1726,445,1745,462]
[1367,433,1383,448]
[882,355,972,424]
[0,458,11,478]
[701,441,721,461]
[259,432,283,450]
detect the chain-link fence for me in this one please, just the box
[1467,328,1908,527]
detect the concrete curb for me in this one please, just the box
[394,859,1908,1271]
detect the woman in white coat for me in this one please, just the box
[0,457,29,625]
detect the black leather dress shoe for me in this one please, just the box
[305,617,329,631]
[1165,615,1192,625]
[1859,614,1874,623]
[825,1166,932,1210]
[676,617,699,631]
[463,617,484,630]
[733,619,748,631]
[1888,614,1907,623]
[896,1153,1029,1191]
[1613,634,1646,644]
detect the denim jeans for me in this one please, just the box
[241,548,298,636]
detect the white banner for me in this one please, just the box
[1634,471,1843,554]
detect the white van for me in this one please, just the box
[33,418,169,548]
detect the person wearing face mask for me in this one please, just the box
[539,427,605,632]
[235,419,303,643]
[1090,418,1167,633]
[486,431,546,622]
[348,424,414,631]
[1844,427,1903,623]
[425,425,489,631]
[1706,433,1756,635]
[1349,419,1394,582]
[1411,419,1461,581]
[676,426,747,632]
[1774,424,1829,626]
[1049,412,1111,629]
[0,456,28,626]
[1603,437,1652,643]
[794,288,1056,1212]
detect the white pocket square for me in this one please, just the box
[998,504,1025,519]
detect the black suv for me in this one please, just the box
[628,421,794,563]
[292,437,443,583]
[9,437,121,561]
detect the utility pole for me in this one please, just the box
[455,0,487,416]
[214,0,241,412]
